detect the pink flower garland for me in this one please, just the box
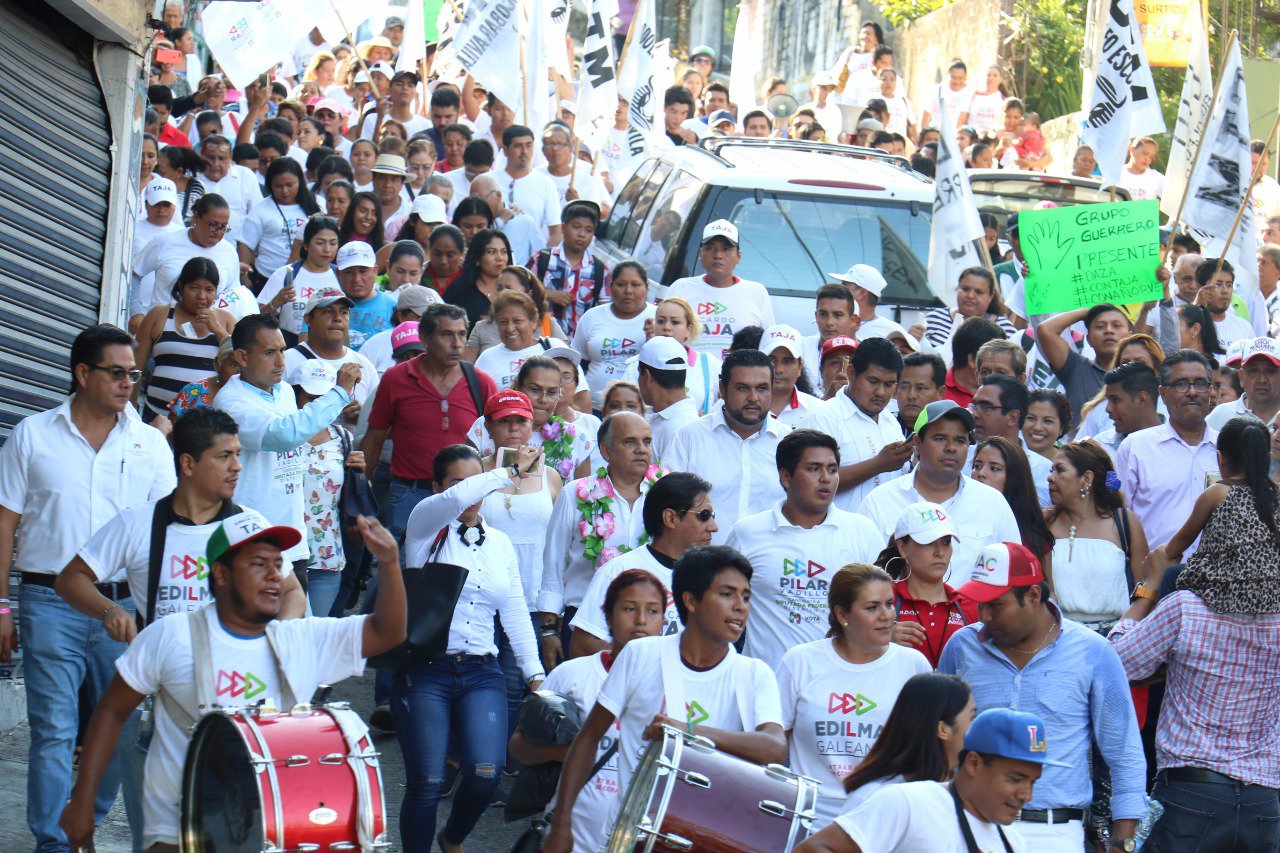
[575,464,667,563]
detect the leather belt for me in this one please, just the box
[393,476,434,489]
[1162,767,1272,788]
[1016,807,1084,824]
[22,572,131,602]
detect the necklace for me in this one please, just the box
[505,471,524,512]
[1061,507,1086,560]
[1005,618,1058,656]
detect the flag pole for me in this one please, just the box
[519,1,530,126]
[1207,110,1280,285]
[444,0,465,21]
[1171,29,1237,237]
[327,0,383,140]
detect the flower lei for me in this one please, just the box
[539,416,578,478]
[575,464,668,564]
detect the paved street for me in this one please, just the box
[0,670,530,852]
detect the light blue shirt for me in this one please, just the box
[937,602,1146,819]
[348,291,397,350]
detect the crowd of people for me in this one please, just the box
[1,3,1278,853]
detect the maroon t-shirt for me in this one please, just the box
[368,357,497,480]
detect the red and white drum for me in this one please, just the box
[608,725,819,853]
[180,702,389,852]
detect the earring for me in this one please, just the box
[886,555,911,582]
[1080,484,1090,499]
[842,621,849,627]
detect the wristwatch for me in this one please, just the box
[1131,581,1157,602]
[1111,838,1136,852]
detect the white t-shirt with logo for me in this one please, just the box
[213,284,261,322]
[777,640,931,827]
[569,546,681,643]
[472,341,590,393]
[540,652,621,853]
[925,85,976,127]
[965,91,1005,136]
[665,276,776,358]
[132,229,242,318]
[1117,167,1165,201]
[595,633,783,834]
[256,264,342,335]
[238,197,309,277]
[115,606,366,846]
[283,345,379,409]
[572,303,656,408]
[725,504,885,670]
[835,780,1027,852]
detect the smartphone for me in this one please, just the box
[498,447,543,476]
[154,47,182,65]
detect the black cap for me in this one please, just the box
[1006,212,1020,234]
[392,69,421,85]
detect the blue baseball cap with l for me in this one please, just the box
[963,708,1071,767]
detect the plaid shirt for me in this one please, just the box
[1110,591,1280,788]
[528,245,610,338]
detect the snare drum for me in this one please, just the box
[608,725,818,853]
[180,703,389,852]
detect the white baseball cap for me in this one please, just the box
[288,359,338,396]
[1241,336,1280,368]
[368,60,396,80]
[700,219,739,246]
[761,324,803,358]
[628,335,688,370]
[541,340,582,366]
[893,502,958,544]
[829,263,888,297]
[410,193,448,224]
[144,177,178,207]
[337,241,377,270]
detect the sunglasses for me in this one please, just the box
[681,507,716,522]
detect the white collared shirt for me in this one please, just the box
[648,396,701,464]
[859,472,1022,583]
[1206,395,1280,432]
[404,469,543,679]
[1115,422,1219,555]
[665,410,792,543]
[197,164,262,240]
[0,401,175,576]
[726,502,884,669]
[539,472,651,614]
[808,392,909,513]
[774,388,824,430]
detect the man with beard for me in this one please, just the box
[666,349,791,543]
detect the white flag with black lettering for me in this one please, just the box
[927,97,985,309]
[1159,9,1211,218]
[617,0,657,160]
[1182,40,1257,295]
[575,0,619,149]
[449,0,522,114]
[1082,0,1165,189]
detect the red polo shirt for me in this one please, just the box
[367,357,497,480]
[941,368,975,408]
[892,579,979,669]
[157,123,191,148]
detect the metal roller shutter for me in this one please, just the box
[0,2,111,441]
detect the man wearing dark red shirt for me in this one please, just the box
[362,303,497,546]
[942,316,1006,409]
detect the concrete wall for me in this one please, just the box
[1042,111,1083,172]
[890,0,1013,116]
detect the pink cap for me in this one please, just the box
[391,321,424,356]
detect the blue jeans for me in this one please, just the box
[20,584,134,852]
[390,654,507,849]
[495,612,538,763]
[1148,771,1280,852]
[387,479,433,555]
[307,569,342,618]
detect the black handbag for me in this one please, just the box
[338,428,379,520]
[362,528,468,670]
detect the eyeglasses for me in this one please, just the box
[88,365,144,383]
[680,507,716,522]
[523,386,562,400]
[968,401,1007,414]
[1163,379,1212,393]
[200,219,230,234]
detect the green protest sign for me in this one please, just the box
[1020,199,1161,315]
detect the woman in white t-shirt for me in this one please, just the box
[238,158,320,286]
[509,568,667,853]
[258,217,341,338]
[839,672,976,812]
[475,290,563,389]
[573,261,656,409]
[623,297,722,415]
[776,564,932,827]
[959,65,1011,138]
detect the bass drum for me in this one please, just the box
[180,703,388,852]
[608,725,818,853]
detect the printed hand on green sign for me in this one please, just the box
[1023,219,1076,273]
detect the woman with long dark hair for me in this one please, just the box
[452,196,495,247]
[258,217,341,338]
[337,190,386,251]
[156,145,205,224]
[970,436,1055,560]
[1179,304,1225,357]
[237,157,320,288]
[444,227,512,326]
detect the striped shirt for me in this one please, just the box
[1110,591,1280,788]
[922,307,1017,351]
[144,306,221,419]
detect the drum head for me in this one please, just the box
[606,735,669,853]
[181,714,265,852]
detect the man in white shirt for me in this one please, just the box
[666,220,776,358]
[726,430,883,669]
[569,471,717,656]
[1116,136,1165,200]
[860,400,1021,581]
[763,325,823,428]
[472,172,542,268]
[0,324,175,851]
[545,546,787,853]
[967,375,1051,507]
[633,337,700,462]
[540,412,657,663]
[1197,258,1256,349]
[196,135,261,239]
[796,707,1058,853]
[1207,336,1280,430]
[215,314,361,574]
[446,139,496,215]
[284,287,379,418]
[359,69,432,139]
[799,71,843,141]
[1258,245,1280,337]
[801,283,862,396]
[1091,362,1164,462]
[59,510,407,852]
[541,124,609,212]
[666,349,792,542]
[809,337,914,513]
[503,124,563,245]
[828,263,909,341]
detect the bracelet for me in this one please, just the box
[0,598,10,603]
[100,602,122,621]
[540,628,559,637]
[0,608,10,616]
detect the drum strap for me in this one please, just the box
[949,782,1013,853]
[659,633,755,733]
[329,709,380,851]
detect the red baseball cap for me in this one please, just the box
[820,336,858,361]
[1242,336,1280,368]
[956,542,1046,603]
[484,390,534,421]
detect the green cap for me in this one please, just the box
[913,399,975,436]
[207,510,302,566]
[691,45,716,61]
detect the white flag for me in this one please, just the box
[431,0,468,81]
[1160,10,1211,218]
[201,0,309,91]
[1082,0,1166,189]
[520,0,554,134]
[314,0,374,47]
[729,0,763,112]
[451,0,522,114]
[575,0,619,149]
[1182,41,1257,296]
[617,0,657,160]
[546,0,573,79]
[396,0,427,73]
[927,97,986,309]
